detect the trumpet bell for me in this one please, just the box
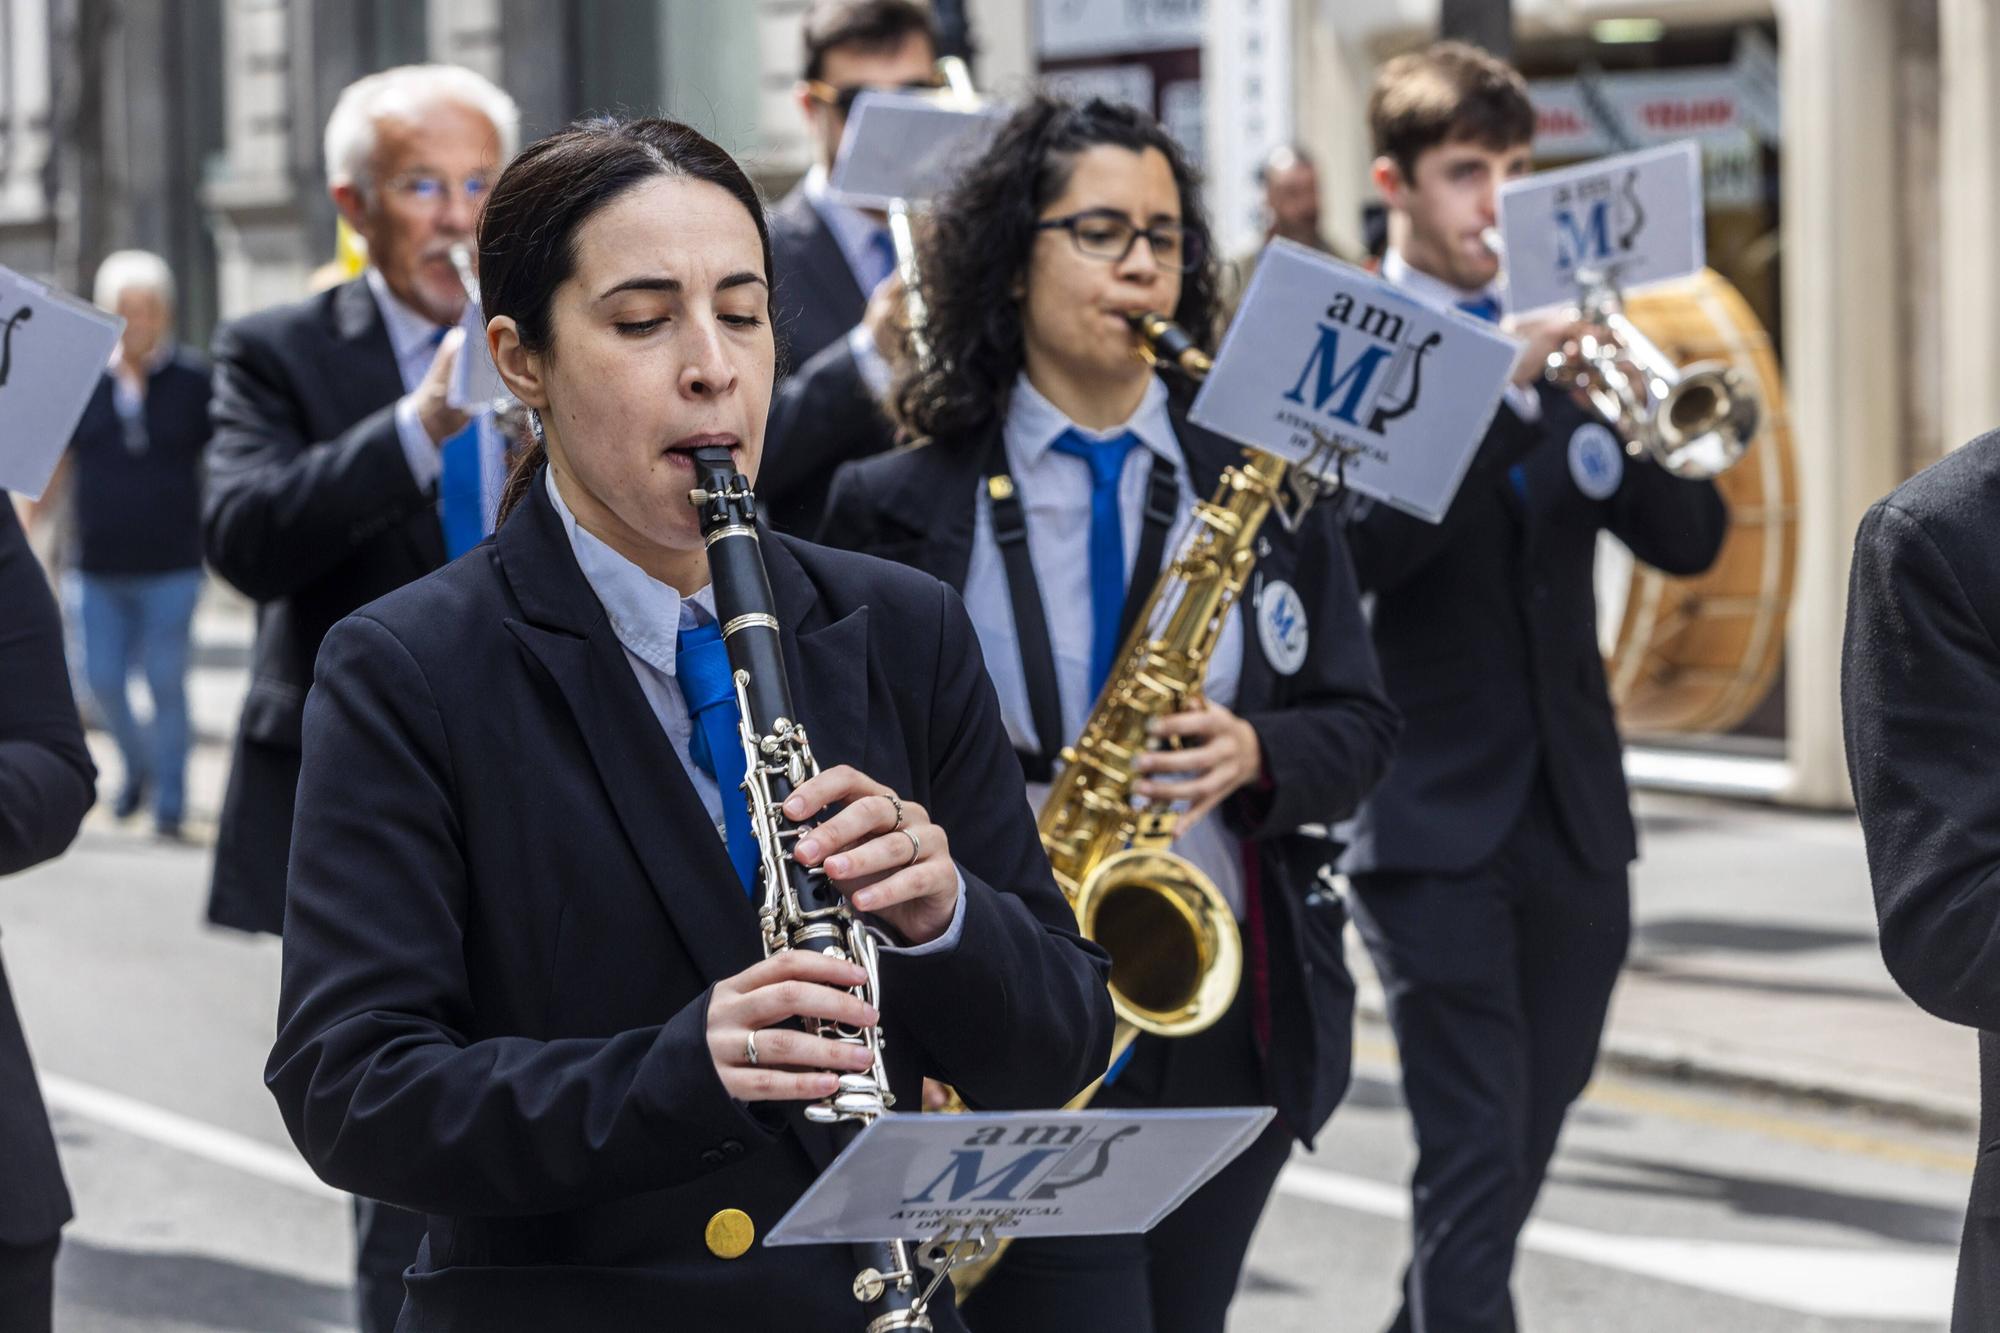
[1648,362,1760,480]
[1072,847,1242,1038]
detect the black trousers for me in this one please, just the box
[0,1234,58,1333]
[1349,781,1629,1333]
[354,1195,427,1333]
[965,981,1295,1333]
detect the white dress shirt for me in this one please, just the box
[961,374,1250,918]
[365,267,507,536]
[801,164,896,398]
[544,469,963,954]
[1381,248,1541,422]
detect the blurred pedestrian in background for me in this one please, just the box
[33,251,209,840]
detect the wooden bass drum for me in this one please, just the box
[1594,268,1797,735]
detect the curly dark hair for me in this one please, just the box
[895,95,1220,446]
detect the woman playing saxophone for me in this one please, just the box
[820,95,1401,1333]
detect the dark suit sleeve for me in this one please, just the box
[0,508,95,876]
[762,337,897,536]
[1343,409,1535,596]
[1844,501,2000,1030]
[880,580,1114,1109]
[202,319,431,602]
[1231,516,1401,839]
[267,613,775,1216]
[1602,457,1727,575]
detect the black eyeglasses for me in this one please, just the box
[1035,210,1203,272]
[805,78,946,116]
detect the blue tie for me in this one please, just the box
[1457,295,1503,323]
[428,327,484,559]
[1049,428,1141,698]
[862,229,898,291]
[677,619,759,896]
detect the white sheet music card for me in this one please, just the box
[765,1107,1275,1246]
[828,91,1010,210]
[449,297,510,411]
[0,265,124,499]
[1188,240,1519,523]
[1497,140,1705,316]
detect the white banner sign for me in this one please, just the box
[1037,0,1204,60]
[0,266,124,499]
[1497,142,1705,316]
[830,92,1011,211]
[767,1107,1273,1245]
[1187,241,1519,523]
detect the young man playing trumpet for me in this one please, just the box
[1339,41,1728,1333]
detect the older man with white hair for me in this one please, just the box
[37,250,211,840]
[198,63,517,1333]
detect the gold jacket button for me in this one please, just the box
[705,1208,755,1259]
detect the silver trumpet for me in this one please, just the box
[1479,226,1758,480]
[689,449,936,1332]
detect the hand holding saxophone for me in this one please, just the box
[1132,699,1265,826]
[786,764,959,947]
[707,950,879,1103]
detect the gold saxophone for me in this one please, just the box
[951,311,1289,1298]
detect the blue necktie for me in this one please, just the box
[676,618,759,896]
[862,229,898,292]
[429,327,484,559]
[1457,295,1503,323]
[1049,428,1141,698]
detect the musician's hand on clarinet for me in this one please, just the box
[708,950,880,1103]
[786,766,958,947]
[413,326,473,445]
[1133,699,1265,826]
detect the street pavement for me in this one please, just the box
[3,579,1976,1330]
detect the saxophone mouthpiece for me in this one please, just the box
[1128,311,1213,381]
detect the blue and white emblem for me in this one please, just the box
[1257,579,1309,676]
[1568,422,1625,500]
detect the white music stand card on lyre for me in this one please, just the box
[1495,140,1705,317]
[827,91,1008,213]
[767,1106,1272,1302]
[1187,240,1521,524]
[0,264,125,500]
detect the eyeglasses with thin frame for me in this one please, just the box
[1034,209,1203,273]
[805,77,947,116]
[382,172,493,209]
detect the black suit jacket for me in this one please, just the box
[202,276,446,934]
[820,401,1402,1143]
[68,349,212,575]
[1843,431,2000,1332]
[762,182,899,538]
[266,473,1113,1330]
[0,503,95,1244]
[1341,387,1727,877]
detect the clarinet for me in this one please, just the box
[688,448,934,1333]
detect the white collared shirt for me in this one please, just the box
[545,469,963,954]
[1381,248,1541,422]
[961,374,1249,918]
[365,267,507,535]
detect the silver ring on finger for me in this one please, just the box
[744,1029,761,1068]
[885,792,906,831]
[901,828,921,867]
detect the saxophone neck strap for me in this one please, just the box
[985,434,1178,784]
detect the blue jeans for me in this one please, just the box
[77,569,203,824]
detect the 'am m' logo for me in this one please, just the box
[1555,198,1612,274]
[905,1148,1068,1204]
[1281,323,1393,426]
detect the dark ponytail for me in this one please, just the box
[477,116,776,523]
